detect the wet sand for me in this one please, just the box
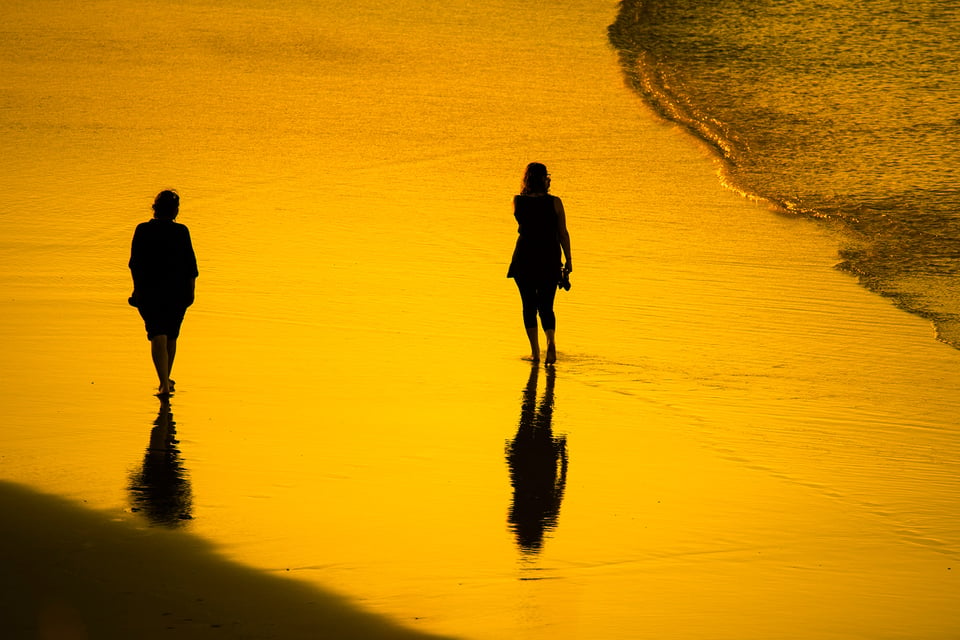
[1,0,959,638]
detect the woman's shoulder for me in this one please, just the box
[133,220,156,236]
[137,219,191,235]
[163,219,191,233]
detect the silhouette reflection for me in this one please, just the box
[128,397,193,527]
[506,364,568,555]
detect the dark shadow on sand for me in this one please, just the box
[128,398,193,527]
[0,481,457,639]
[505,365,568,555]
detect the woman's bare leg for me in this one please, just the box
[166,338,177,388]
[544,329,557,364]
[151,335,171,395]
[526,327,541,362]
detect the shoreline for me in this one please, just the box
[607,0,960,353]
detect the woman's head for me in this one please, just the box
[152,190,180,220]
[521,163,551,195]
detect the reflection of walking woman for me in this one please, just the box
[506,364,567,554]
[507,163,573,364]
[128,398,193,527]
[129,190,198,396]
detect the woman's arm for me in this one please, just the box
[555,197,572,272]
[183,226,198,306]
[128,224,146,288]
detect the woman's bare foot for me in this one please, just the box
[545,343,556,364]
[525,328,540,364]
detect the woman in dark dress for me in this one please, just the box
[129,190,198,396]
[507,163,573,364]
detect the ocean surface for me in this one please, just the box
[2,0,959,638]
[610,0,960,346]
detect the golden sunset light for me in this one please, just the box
[1,0,958,638]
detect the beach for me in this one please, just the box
[1,0,958,638]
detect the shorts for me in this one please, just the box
[138,304,188,340]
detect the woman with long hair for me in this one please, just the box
[507,163,573,364]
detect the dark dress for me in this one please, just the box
[129,219,198,339]
[507,195,561,282]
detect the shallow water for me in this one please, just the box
[2,0,959,638]
[609,0,960,346]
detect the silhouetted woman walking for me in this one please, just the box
[129,190,198,396]
[507,163,572,364]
